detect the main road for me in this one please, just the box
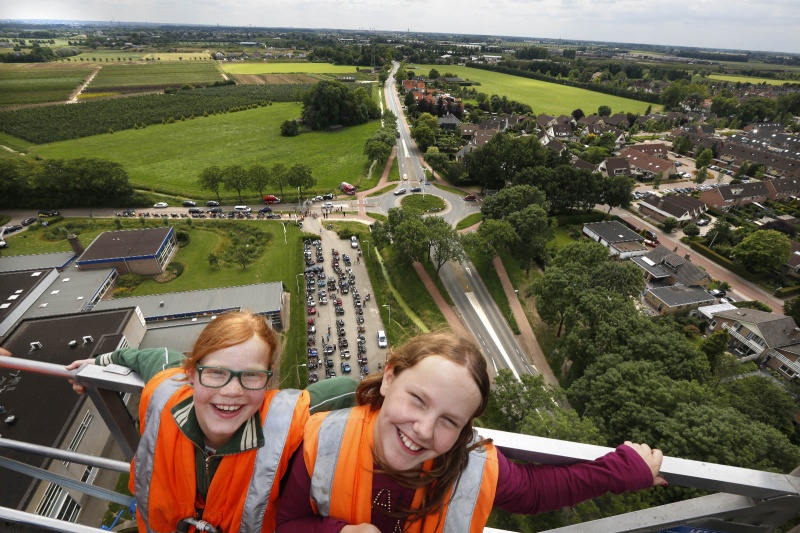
[381,63,534,381]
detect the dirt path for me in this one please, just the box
[68,66,102,103]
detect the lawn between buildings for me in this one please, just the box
[30,103,381,201]
[407,64,656,116]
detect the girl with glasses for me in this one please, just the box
[276,331,665,533]
[67,310,356,533]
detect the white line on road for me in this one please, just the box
[465,292,520,381]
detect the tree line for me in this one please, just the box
[0,157,136,209]
[197,162,316,203]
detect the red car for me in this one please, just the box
[463,194,478,202]
[307,306,317,315]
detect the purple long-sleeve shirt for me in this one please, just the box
[275,444,654,532]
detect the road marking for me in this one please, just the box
[465,292,520,381]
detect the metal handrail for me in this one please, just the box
[1,356,799,532]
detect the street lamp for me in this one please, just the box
[382,304,391,325]
[296,363,307,385]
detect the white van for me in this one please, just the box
[234,205,251,213]
[376,330,387,348]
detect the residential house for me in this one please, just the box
[578,114,603,128]
[541,137,566,154]
[536,114,557,130]
[644,285,715,315]
[618,148,678,179]
[459,124,479,140]
[600,157,632,177]
[698,181,770,211]
[573,158,598,172]
[602,113,629,129]
[547,123,574,141]
[708,308,800,379]
[637,193,707,225]
[582,221,648,259]
[633,245,712,289]
[783,240,800,279]
[438,113,462,131]
[765,176,800,201]
[630,143,670,159]
[719,141,800,178]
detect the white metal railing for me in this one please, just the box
[0,357,798,533]
[769,350,800,375]
[722,323,766,356]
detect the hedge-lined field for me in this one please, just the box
[407,63,656,116]
[30,103,379,199]
[0,63,96,106]
[85,61,222,93]
[0,84,312,143]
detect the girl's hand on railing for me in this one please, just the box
[0,347,11,357]
[624,441,667,487]
[65,359,96,394]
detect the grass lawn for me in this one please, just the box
[388,154,400,182]
[400,194,445,212]
[408,64,657,116]
[0,132,35,153]
[220,62,359,75]
[456,212,483,230]
[87,61,222,92]
[30,103,380,202]
[706,74,795,86]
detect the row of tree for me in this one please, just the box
[300,80,380,130]
[0,157,136,208]
[197,162,316,203]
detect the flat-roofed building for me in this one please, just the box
[582,221,648,259]
[644,285,715,314]
[76,228,176,276]
[93,281,286,330]
[0,307,145,522]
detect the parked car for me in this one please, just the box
[208,207,223,214]
[258,206,272,214]
[206,200,220,207]
[351,236,358,249]
[322,193,334,200]
[234,205,251,213]
[393,188,407,196]
[719,297,734,304]
[340,362,351,374]
[463,194,478,201]
[323,201,334,209]
[188,207,204,215]
[4,224,23,233]
[709,289,726,298]
[376,330,388,348]
[153,202,168,208]
[38,209,60,218]
[182,200,197,207]
[21,217,38,226]
[121,209,137,217]
[312,196,324,202]
[402,173,408,180]
[696,218,710,226]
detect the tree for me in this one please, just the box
[248,164,270,198]
[423,149,450,174]
[222,164,249,202]
[571,108,585,121]
[597,105,611,117]
[507,204,553,273]
[652,172,663,190]
[731,229,791,273]
[393,216,429,264]
[480,185,548,220]
[280,119,299,136]
[269,163,288,197]
[695,166,708,185]
[227,242,258,269]
[285,163,316,199]
[696,148,714,169]
[207,252,220,269]
[783,296,800,326]
[662,217,679,233]
[198,165,224,202]
[410,124,435,152]
[301,79,367,130]
[364,138,392,164]
[428,68,440,79]
[672,135,693,155]
[600,175,633,213]
[683,222,700,238]
[424,216,465,274]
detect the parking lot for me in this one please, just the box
[302,217,388,384]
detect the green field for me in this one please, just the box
[30,103,379,200]
[0,63,95,106]
[71,51,146,61]
[409,64,658,116]
[220,62,359,75]
[706,74,795,86]
[86,61,222,93]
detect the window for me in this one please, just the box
[63,412,93,466]
[36,483,81,522]
[709,320,717,329]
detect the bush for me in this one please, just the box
[774,286,800,298]
[687,241,759,281]
[281,119,300,137]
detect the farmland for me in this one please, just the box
[220,62,359,74]
[0,63,95,106]
[30,103,379,200]
[85,61,223,94]
[706,74,796,86]
[408,64,658,116]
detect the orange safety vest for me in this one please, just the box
[131,368,309,533]
[304,406,499,533]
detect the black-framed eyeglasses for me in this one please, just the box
[196,366,273,390]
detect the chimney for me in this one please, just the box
[67,234,85,255]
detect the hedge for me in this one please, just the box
[687,241,759,281]
[774,286,800,298]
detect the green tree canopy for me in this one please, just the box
[731,229,791,273]
[301,80,368,130]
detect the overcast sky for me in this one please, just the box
[5,0,800,54]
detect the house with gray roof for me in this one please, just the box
[438,113,462,131]
[633,245,712,289]
[618,148,678,179]
[707,308,800,379]
[582,221,647,259]
[698,181,770,211]
[644,285,715,315]
[600,157,632,177]
[637,193,707,224]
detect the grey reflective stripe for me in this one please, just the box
[238,389,304,533]
[309,408,352,517]
[135,373,186,533]
[442,430,488,533]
